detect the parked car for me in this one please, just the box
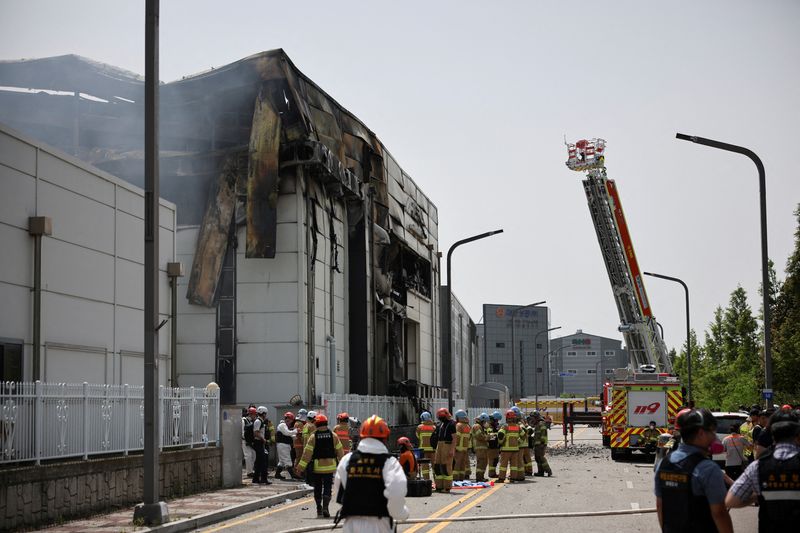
[711,411,749,467]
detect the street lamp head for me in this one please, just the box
[675,133,698,143]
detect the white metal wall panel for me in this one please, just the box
[0,224,31,286]
[237,342,300,373]
[176,343,215,375]
[0,282,30,341]
[239,372,299,405]
[42,237,114,303]
[0,166,36,228]
[236,312,298,344]
[0,128,37,175]
[237,281,298,313]
[42,292,114,348]
[38,181,115,254]
[38,151,115,206]
[44,347,107,384]
[177,313,216,344]
[116,210,144,262]
[237,252,299,283]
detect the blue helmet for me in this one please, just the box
[492,411,503,421]
[420,411,432,422]
[511,406,522,417]
[455,410,468,421]
[479,412,490,422]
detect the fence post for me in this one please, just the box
[158,385,164,451]
[82,382,89,460]
[190,386,196,447]
[123,384,130,456]
[34,380,43,465]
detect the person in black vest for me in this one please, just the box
[296,415,343,518]
[654,408,732,533]
[241,406,257,478]
[333,415,409,533]
[252,406,272,484]
[726,410,800,532]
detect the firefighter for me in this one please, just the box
[531,410,553,477]
[397,436,417,478]
[275,411,298,480]
[452,410,471,481]
[497,409,521,482]
[252,406,272,484]
[725,410,800,531]
[415,411,435,480]
[513,407,532,476]
[642,420,661,452]
[334,415,409,532]
[296,414,343,518]
[334,412,352,455]
[293,409,307,468]
[433,408,457,492]
[655,408,732,533]
[303,410,318,446]
[472,413,490,481]
[486,411,502,478]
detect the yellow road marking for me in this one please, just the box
[402,489,481,533]
[425,482,504,532]
[201,496,313,532]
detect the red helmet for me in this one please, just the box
[314,414,329,426]
[360,415,391,440]
[338,412,350,421]
[436,408,450,418]
[248,407,257,415]
[284,411,295,421]
[397,436,412,448]
[674,408,693,430]
[782,404,793,411]
[505,409,517,420]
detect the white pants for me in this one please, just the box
[343,517,394,533]
[242,441,255,473]
[277,442,293,467]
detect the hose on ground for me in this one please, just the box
[276,507,657,533]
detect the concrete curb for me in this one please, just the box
[145,488,314,533]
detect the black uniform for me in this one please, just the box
[338,451,391,521]
[756,450,800,532]
[656,451,717,533]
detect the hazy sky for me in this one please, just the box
[2,1,799,352]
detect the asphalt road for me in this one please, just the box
[199,426,758,533]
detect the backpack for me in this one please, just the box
[243,417,255,444]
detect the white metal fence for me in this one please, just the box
[0,381,220,465]
[321,393,467,426]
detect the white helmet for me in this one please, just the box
[307,410,317,419]
[256,406,268,415]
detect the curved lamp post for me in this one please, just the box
[445,229,504,413]
[510,301,546,400]
[643,271,692,403]
[676,133,771,403]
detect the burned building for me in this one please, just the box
[0,50,444,406]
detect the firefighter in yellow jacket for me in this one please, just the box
[513,406,532,476]
[497,409,522,482]
[531,411,553,477]
[296,415,343,518]
[486,411,502,478]
[453,410,471,481]
[472,413,490,481]
[333,412,352,455]
[415,411,435,480]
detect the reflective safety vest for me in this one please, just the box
[757,449,800,533]
[517,422,529,449]
[471,423,488,450]
[293,420,306,449]
[340,452,391,519]
[656,452,715,533]
[302,422,316,447]
[498,423,520,452]
[486,425,499,450]
[265,420,275,445]
[334,422,352,453]
[740,421,754,458]
[416,422,435,452]
[298,429,342,474]
[533,421,548,446]
[455,422,471,452]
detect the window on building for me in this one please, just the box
[536,343,543,349]
[587,351,597,356]
[566,369,578,374]
[537,367,543,373]
[605,350,615,356]
[587,369,597,374]
[0,340,23,382]
[496,342,505,348]
[605,369,614,374]
[567,351,577,356]
[489,363,503,375]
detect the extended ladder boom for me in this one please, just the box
[566,139,672,374]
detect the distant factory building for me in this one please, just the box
[550,330,628,398]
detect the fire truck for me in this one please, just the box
[566,139,683,459]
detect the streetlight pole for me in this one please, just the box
[533,326,560,409]
[644,271,692,403]
[510,301,546,400]
[445,229,503,413]
[676,133,772,402]
[595,356,615,396]
[545,345,572,396]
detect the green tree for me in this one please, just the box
[672,329,703,405]
[771,204,800,404]
[719,286,762,410]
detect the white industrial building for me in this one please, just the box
[0,124,176,385]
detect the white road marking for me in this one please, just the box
[624,467,629,473]
[631,502,640,510]
[626,481,634,489]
